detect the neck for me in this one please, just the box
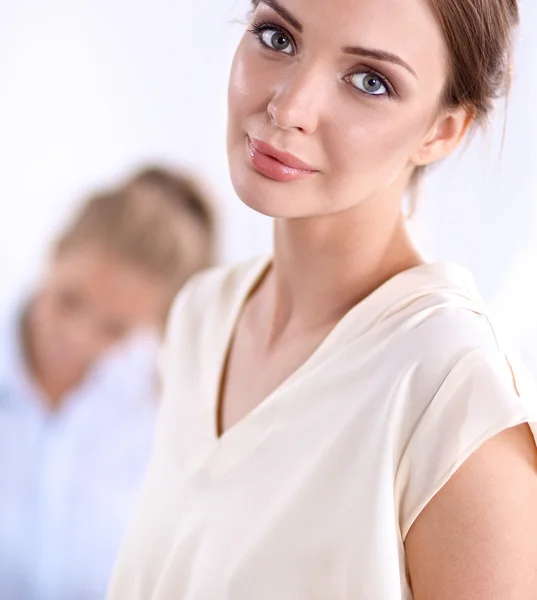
[266,197,424,339]
[21,306,86,411]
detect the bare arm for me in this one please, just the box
[405,424,537,600]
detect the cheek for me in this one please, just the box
[228,38,270,129]
[228,42,249,125]
[35,292,64,328]
[327,104,432,179]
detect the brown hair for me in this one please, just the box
[250,0,518,120]
[250,0,519,210]
[407,0,519,209]
[56,165,216,314]
[430,0,518,123]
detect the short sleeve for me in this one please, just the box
[152,271,207,453]
[157,271,204,380]
[396,348,537,539]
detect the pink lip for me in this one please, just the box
[247,137,318,182]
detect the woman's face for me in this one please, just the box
[227,0,460,218]
[29,244,166,376]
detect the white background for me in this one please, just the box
[1,0,536,360]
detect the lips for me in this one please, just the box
[250,137,316,171]
[247,136,318,182]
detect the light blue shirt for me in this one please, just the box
[0,309,159,600]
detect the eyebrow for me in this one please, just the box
[258,0,303,32]
[258,0,417,80]
[343,46,418,78]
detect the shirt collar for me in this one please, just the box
[84,330,160,405]
[0,303,160,410]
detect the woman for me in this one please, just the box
[108,1,537,598]
[0,165,214,600]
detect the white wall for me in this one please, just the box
[0,0,267,306]
[1,0,536,327]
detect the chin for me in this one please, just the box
[229,161,319,219]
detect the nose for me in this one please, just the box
[267,63,326,134]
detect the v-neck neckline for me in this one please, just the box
[212,256,272,441]
[206,256,475,449]
[207,254,348,457]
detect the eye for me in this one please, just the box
[349,71,390,96]
[251,23,295,55]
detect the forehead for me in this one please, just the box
[51,246,164,322]
[256,0,447,78]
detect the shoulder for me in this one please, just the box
[380,261,515,399]
[405,421,537,600]
[376,263,537,535]
[166,255,268,332]
[395,340,537,539]
[169,257,268,326]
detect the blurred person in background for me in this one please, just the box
[0,165,215,600]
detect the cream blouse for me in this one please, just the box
[107,256,537,600]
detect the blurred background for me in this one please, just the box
[1,0,535,310]
[1,1,537,598]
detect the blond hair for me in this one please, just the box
[57,166,216,313]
